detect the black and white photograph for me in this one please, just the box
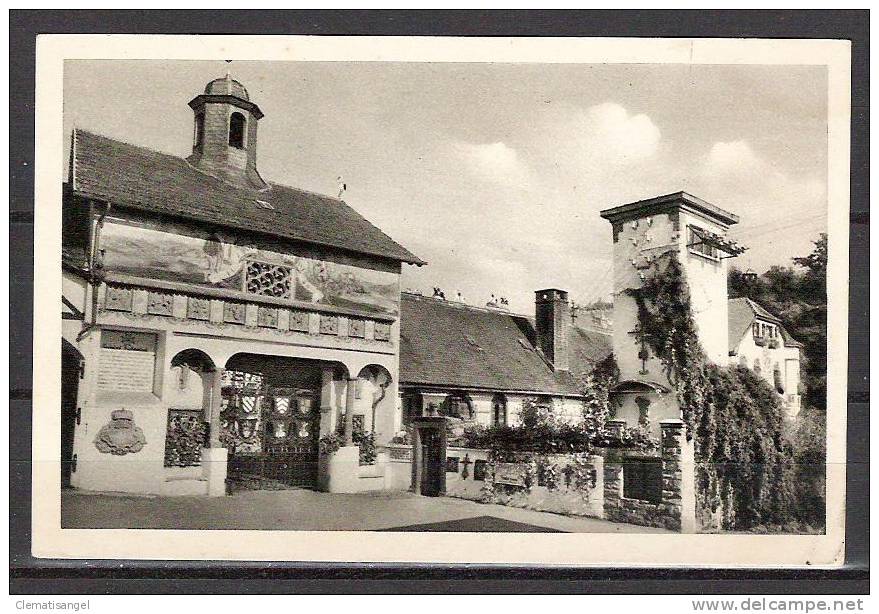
[28,32,852,567]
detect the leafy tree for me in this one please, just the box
[729,234,827,410]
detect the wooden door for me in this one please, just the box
[420,429,443,496]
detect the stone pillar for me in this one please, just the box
[208,367,224,448]
[660,419,696,533]
[343,377,358,445]
[201,366,228,496]
[319,367,338,437]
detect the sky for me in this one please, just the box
[62,60,828,314]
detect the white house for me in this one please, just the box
[727,297,803,417]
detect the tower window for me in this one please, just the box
[229,112,246,149]
[194,112,205,149]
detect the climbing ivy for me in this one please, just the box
[627,253,804,531]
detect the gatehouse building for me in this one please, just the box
[62,75,423,496]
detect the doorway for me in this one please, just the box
[411,417,447,496]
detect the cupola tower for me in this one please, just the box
[186,74,268,190]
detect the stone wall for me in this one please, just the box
[445,447,604,519]
[602,419,696,532]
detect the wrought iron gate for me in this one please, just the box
[223,373,320,489]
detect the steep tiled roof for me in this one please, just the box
[399,293,612,395]
[728,297,803,352]
[70,129,423,265]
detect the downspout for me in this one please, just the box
[76,200,111,342]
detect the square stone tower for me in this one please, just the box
[599,192,743,430]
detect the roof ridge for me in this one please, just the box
[76,129,340,203]
[401,291,530,317]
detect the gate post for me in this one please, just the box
[201,366,227,496]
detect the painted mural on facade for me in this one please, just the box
[100,219,400,316]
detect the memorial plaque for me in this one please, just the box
[494,462,526,487]
[388,446,412,461]
[97,348,155,392]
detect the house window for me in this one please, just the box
[622,457,663,504]
[491,393,507,427]
[229,112,246,149]
[441,392,473,420]
[194,112,205,149]
[245,260,292,299]
[687,226,720,261]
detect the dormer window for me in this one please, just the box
[229,112,246,149]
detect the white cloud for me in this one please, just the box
[574,102,662,163]
[454,141,532,187]
[703,140,763,179]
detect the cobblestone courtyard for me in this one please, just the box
[61,489,670,533]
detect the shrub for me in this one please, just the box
[318,432,343,456]
[460,395,658,454]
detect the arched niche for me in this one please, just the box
[168,349,216,412]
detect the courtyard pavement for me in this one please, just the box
[61,488,670,533]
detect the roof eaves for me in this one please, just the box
[600,191,739,227]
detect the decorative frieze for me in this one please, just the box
[187,296,211,320]
[100,284,396,346]
[348,318,366,338]
[374,322,391,342]
[319,315,339,335]
[258,306,278,328]
[223,302,246,324]
[104,286,133,311]
[147,291,174,316]
[289,310,309,332]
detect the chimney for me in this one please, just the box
[535,289,570,371]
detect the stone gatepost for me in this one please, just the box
[660,419,696,533]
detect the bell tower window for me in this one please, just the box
[229,112,246,149]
